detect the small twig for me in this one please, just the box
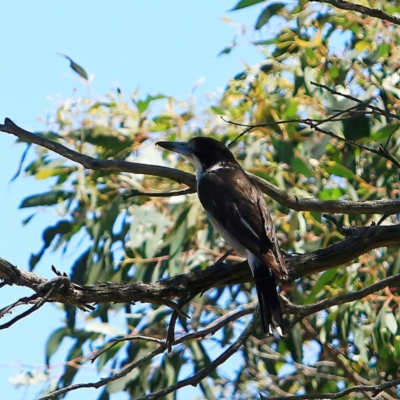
[135,308,259,400]
[0,277,65,330]
[213,248,234,266]
[260,377,400,399]
[384,124,399,150]
[309,0,400,27]
[377,214,390,226]
[0,295,39,320]
[89,335,164,363]
[225,85,400,170]
[39,342,167,400]
[39,306,255,399]
[301,319,373,390]
[284,271,400,327]
[224,107,360,147]
[310,82,400,121]
[121,187,194,200]
[322,214,351,236]
[166,293,196,352]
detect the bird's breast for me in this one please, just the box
[204,210,247,257]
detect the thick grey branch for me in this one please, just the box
[1,224,400,308]
[2,118,400,215]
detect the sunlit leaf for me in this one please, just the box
[231,0,265,10]
[58,53,89,80]
[255,3,285,30]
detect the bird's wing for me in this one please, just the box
[198,167,287,278]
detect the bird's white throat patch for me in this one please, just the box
[197,162,235,182]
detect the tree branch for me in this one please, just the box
[284,272,400,327]
[1,223,400,309]
[2,118,400,215]
[309,0,400,26]
[135,308,258,400]
[39,306,257,400]
[0,118,196,190]
[260,377,400,400]
[251,174,400,214]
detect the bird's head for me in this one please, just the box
[156,137,237,172]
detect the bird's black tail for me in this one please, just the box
[250,259,284,336]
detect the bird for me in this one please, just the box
[156,137,288,336]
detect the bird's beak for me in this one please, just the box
[156,141,192,156]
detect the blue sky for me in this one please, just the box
[0,1,267,399]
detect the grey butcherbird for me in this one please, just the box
[157,137,288,336]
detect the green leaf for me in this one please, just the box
[20,190,73,208]
[305,47,318,64]
[60,340,84,387]
[76,127,134,152]
[285,99,299,118]
[168,217,187,276]
[305,268,338,304]
[291,156,313,178]
[254,38,279,46]
[324,161,357,180]
[46,327,68,365]
[394,336,400,362]
[367,125,396,142]
[58,53,89,80]
[231,0,265,10]
[386,312,397,335]
[218,46,233,56]
[353,328,369,363]
[377,42,390,58]
[151,115,174,132]
[318,187,343,201]
[134,94,166,113]
[273,139,294,164]
[29,220,73,270]
[255,3,285,30]
[210,106,225,115]
[189,341,219,379]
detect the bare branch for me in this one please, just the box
[89,335,164,363]
[309,0,400,26]
[39,306,255,399]
[39,340,167,400]
[121,187,194,199]
[301,319,372,388]
[2,118,400,215]
[225,104,362,146]
[135,308,258,400]
[284,272,400,326]
[260,377,400,400]
[252,173,400,214]
[0,118,196,189]
[309,82,400,169]
[0,276,67,329]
